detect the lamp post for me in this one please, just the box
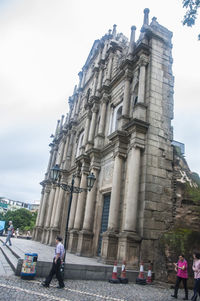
[49,164,96,270]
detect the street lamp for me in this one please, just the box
[49,164,96,270]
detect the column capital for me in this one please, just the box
[124,69,133,80]
[86,110,92,119]
[92,103,99,113]
[113,151,127,160]
[102,93,110,104]
[138,54,149,67]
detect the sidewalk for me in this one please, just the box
[0,236,106,265]
[0,237,140,281]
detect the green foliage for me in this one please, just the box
[161,228,200,276]
[184,182,200,202]
[0,212,4,220]
[4,209,37,231]
[182,0,200,39]
[191,172,200,186]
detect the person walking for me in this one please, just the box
[42,236,65,289]
[171,254,188,300]
[191,252,200,301]
[3,221,13,246]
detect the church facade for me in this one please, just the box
[33,9,175,269]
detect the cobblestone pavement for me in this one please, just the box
[0,276,193,301]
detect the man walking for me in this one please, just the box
[42,236,65,288]
[3,221,13,246]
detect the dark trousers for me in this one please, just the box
[192,278,200,301]
[45,258,64,287]
[174,276,188,298]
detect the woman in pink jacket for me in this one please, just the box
[171,254,188,300]
[191,252,200,301]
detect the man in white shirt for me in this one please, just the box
[42,236,65,288]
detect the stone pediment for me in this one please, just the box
[83,40,100,69]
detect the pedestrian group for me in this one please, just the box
[171,253,200,300]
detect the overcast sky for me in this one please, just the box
[0,0,200,203]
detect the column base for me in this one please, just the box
[94,134,104,149]
[85,142,94,152]
[132,103,147,122]
[44,228,51,245]
[49,227,60,246]
[76,230,94,257]
[34,227,43,242]
[100,231,118,264]
[32,228,36,240]
[67,230,79,253]
[41,228,47,244]
[41,228,51,244]
[118,115,130,128]
[117,231,141,269]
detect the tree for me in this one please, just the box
[4,208,37,232]
[182,0,200,39]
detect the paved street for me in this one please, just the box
[0,275,193,301]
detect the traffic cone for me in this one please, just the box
[138,261,144,279]
[118,260,128,284]
[109,261,120,283]
[136,261,146,285]
[147,264,152,284]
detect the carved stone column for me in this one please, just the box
[42,185,56,244]
[53,188,66,229]
[117,146,142,268]
[105,52,113,85]
[122,70,132,117]
[38,185,51,228]
[101,154,123,262]
[96,66,104,96]
[98,96,108,136]
[137,55,148,104]
[82,110,92,148]
[33,187,45,241]
[67,175,81,252]
[91,70,98,97]
[46,149,54,176]
[128,26,136,58]
[61,134,70,168]
[108,154,123,231]
[56,140,65,166]
[124,146,141,232]
[87,103,98,146]
[48,186,61,245]
[37,185,51,242]
[64,130,75,170]
[73,173,88,230]
[70,163,89,253]
[77,168,98,256]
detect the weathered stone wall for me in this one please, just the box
[159,149,200,283]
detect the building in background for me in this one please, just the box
[0,197,40,213]
[33,9,200,278]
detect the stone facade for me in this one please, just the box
[33,9,177,276]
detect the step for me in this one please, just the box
[0,248,14,276]
[0,244,19,273]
